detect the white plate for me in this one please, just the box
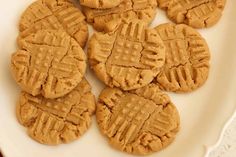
[0,1,236,157]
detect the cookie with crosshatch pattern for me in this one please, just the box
[154,23,210,92]
[82,0,157,32]
[96,84,180,155]
[88,20,166,90]
[11,29,86,98]
[16,78,95,145]
[19,0,88,48]
[80,0,123,9]
[157,0,226,28]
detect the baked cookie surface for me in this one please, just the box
[88,20,165,90]
[11,29,86,98]
[154,23,210,92]
[96,84,180,155]
[19,0,88,48]
[17,78,96,145]
[80,0,123,9]
[82,0,157,32]
[157,0,226,28]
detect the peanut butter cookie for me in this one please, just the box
[154,23,210,92]
[157,0,226,28]
[82,0,157,32]
[17,78,96,145]
[96,84,180,155]
[19,0,88,48]
[11,29,86,98]
[88,20,165,90]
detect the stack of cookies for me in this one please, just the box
[10,0,226,155]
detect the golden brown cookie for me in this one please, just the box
[16,78,96,145]
[80,0,122,9]
[11,29,86,98]
[96,84,180,155]
[88,20,165,90]
[154,23,210,92]
[157,0,226,28]
[19,0,88,48]
[82,0,157,32]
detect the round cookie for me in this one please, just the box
[154,23,210,92]
[16,78,96,145]
[157,0,226,28]
[96,84,180,155]
[11,29,86,98]
[82,0,157,32]
[80,0,123,9]
[19,0,88,48]
[88,20,166,90]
